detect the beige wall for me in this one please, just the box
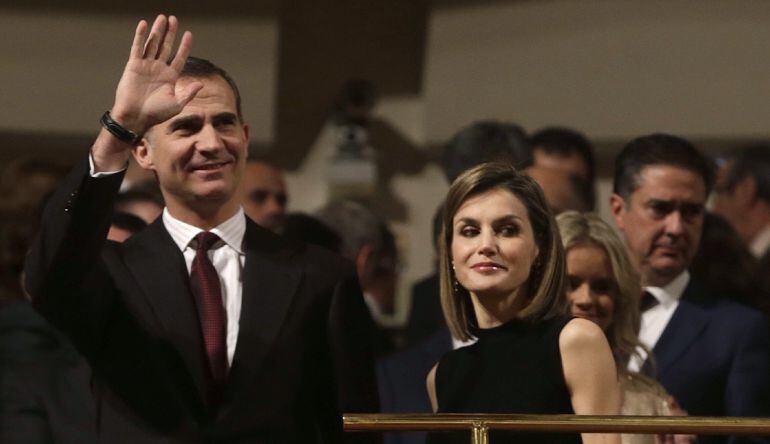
[425,0,770,142]
[0,10,277,143]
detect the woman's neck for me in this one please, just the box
[470,288,528,328]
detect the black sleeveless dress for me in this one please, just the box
[428,316,581,444]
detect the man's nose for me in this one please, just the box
[265,195,285,214]
[196,124,225,152]
[664,211,684,236]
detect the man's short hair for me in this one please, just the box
[182,56,243,121]
[441,120,532,183]
[315,200,398,281]
[613,133,715,198]
[531,126,596,181]
[724,144,770,203]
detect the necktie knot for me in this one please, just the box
[640,290,659,312]
[195,231,220,252]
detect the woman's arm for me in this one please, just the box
[426,363,439,412]
[560,317,621,444]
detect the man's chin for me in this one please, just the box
[647,261,687,284]
[192,182,235,201]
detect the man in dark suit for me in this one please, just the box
[24,15,378,443]
[610,134,770,444]
[712,145,770,313]
[377,328,451,444]
[0,300,97,444]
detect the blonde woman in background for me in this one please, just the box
[557,211,694,444]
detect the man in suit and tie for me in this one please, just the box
[610,134,770,444]
[24,15,378,443]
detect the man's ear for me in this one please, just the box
[609,193,627,230]
[242,123,250,142]
[131,138,154,171]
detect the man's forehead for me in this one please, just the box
[633,164,707,202]
[533,149,589,178]
[178,76,237,112]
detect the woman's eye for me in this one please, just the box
[591,280,611,293]
[459,226,479,237]
[498,224,519,236]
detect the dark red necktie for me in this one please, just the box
[190,231,228,402]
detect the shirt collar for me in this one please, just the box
[162,207,246,254]
[644,270,690,307]
[750,223,770,259]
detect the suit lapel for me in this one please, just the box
[123,219,208,400]
[652,281,710,379]
[224,221,301,401]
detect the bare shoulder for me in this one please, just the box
[559,317,608,350]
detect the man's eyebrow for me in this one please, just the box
[167,115,202,131]
[645,197,703,205]
[212,112,239,123]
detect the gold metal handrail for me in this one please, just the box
[344,414,770,444]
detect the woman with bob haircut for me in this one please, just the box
[426,162,619,444]
[557,211,693,444]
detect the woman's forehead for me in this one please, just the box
[453,188,526,221]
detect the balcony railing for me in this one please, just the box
[344,414,770,444]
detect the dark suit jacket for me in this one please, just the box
[403,273,443,349]
[756,250,770,318]
[377,327,452,444]
[0,300,97,444]
[651,278,770,444]
[24,159,379,443]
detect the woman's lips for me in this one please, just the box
[471,262,507,272]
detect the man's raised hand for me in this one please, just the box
[91,15,202,172]
[110,15,203,137]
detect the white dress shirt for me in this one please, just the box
[163,208,246,366]
[627,271,690,373]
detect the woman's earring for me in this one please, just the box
[453,278,461,294]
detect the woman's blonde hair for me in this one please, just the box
[439,162,568,341]
[556,211,647,368]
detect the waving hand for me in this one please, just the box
[92,15,202,171]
